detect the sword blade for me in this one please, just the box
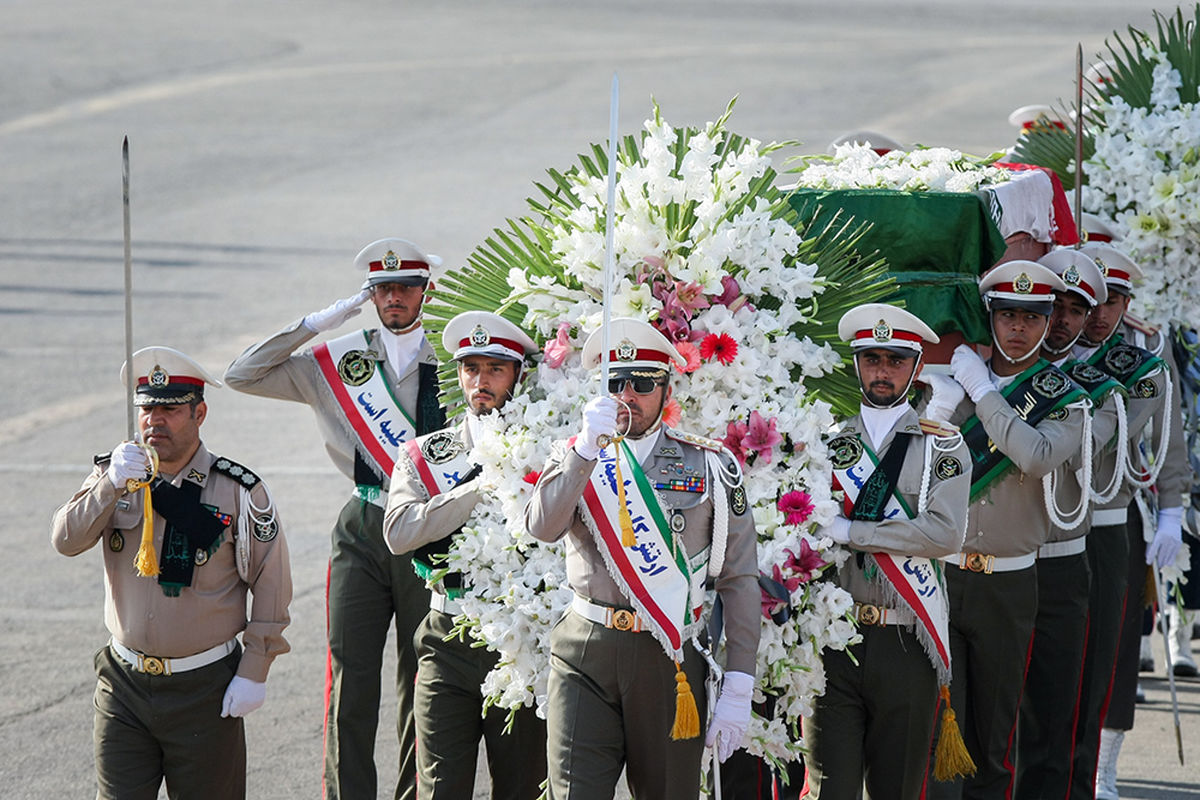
[1154,566,1186,765]
[122,136,135,440]
[600,73,619,391]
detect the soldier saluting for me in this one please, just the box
[224,238,444,800]
[928,261,1090,800]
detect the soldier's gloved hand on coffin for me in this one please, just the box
[923,373,965,423]
[950,344,996,403]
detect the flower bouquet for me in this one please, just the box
[421,99,894,769]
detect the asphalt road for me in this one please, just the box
[2,1,1196,797]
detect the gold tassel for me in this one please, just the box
[132,483,159,577]
[670,663,700,740]
[608,437,636,547]
[933,685,976,781]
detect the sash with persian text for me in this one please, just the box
[312,330,417,477]
[1084,334,1165,394]
[829,431,951,681]
[580,439,696,662]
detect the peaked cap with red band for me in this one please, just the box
[837,303,938,355]
[1079,212,1121,244]
[1008,104,1068,131]
[979,260,1067,313]
[356,237,442,289]
[120,346,223,406]
[443,310,537,363]
[1079,242,1143,296]
[581,317,686,375]
[1038,249,1108,307]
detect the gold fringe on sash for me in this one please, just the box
[933,684,976,781]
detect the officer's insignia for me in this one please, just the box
[253,515,278,542]
[1104,345,1139,376]
[1031,370,1068,398]
[872,319,892,342]
[1068,362,1106,384]
[935,455,963,480]
[382,249,400,270]
[203,504,233,528]
[194,548,209,566]
[670,511,687,533]
[1013,272,1034,294]
[148,364,169,387]
[615,339,637,362]
[421,430,465,464]
[730,486,748,516]
[109,531,124,552]
[1062,264,1081,286]
[337,349,376,386]
[187,468,206,484]
[829,435,864,470]
[1135,377,1159,398]
[469,325,491,347]
[1047,408,1069,420]
[212,458,260,489]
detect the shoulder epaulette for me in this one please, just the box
[1123,312,1160,338]
[664,427,727,453]
[93,451,113,466]
[211,456,262,489]
[919,419,960,438]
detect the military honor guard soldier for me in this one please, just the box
[1014,249,1118,798]
[224,238,445,800]
[802,304,972,799]
[525,318,760,800]
[927,261,1090,800]
[383,311,546,799]
[52,346,292,800]
[1069,239,1189,800]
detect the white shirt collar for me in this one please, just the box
[625,426,662,463]
[859,404,909,451]
[378,326,425,378]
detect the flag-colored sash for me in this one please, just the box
[960,360,1087,501]
[830,431,951,682]
[579,440,698,662]
[312,330,417,476]
[1085,334,1164,392]
[404,428,476,595]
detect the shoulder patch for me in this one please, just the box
[211,456,262,489]
[730,485,748,516]
[1134,377,1159,399]
[1046,407,1069,421]
[934,455,964,480]
[919,418,960,438]
[664,428,726,453]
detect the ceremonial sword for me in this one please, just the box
[1154,565,1186,765]
[597,73,624,450]
[123,136,136,439]
[1074,44,1084,246]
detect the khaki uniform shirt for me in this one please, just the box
[834,408,971,604]
[383,421,483,562]
[224,320,436,489]
[51,443,292,682]
[949,372,1087,556]
[525,428,761,676]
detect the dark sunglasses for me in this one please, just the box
[608,377,666,395]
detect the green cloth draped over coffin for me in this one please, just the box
[788,189,1008,344]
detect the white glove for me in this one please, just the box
[302,289,371,333]
[107,441,151,489]
[923,373,965,423]
[574,397,618,461]
[950,344,996,403]
[1146,506,1183,569]
[819,516,852,545]
[705,670,754,763]
[221,675,267,718]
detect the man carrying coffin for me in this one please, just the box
[1070,241,1189,800]
[803,304,971,799]
[927,260,1089,800]
[1015,249,1121,798]
[383,310,546,799]
[525,318,760,800]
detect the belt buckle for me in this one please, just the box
[856,603,883,626]
[962,553,994,574]
[139,655,167,676]
[609,608,637,632]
